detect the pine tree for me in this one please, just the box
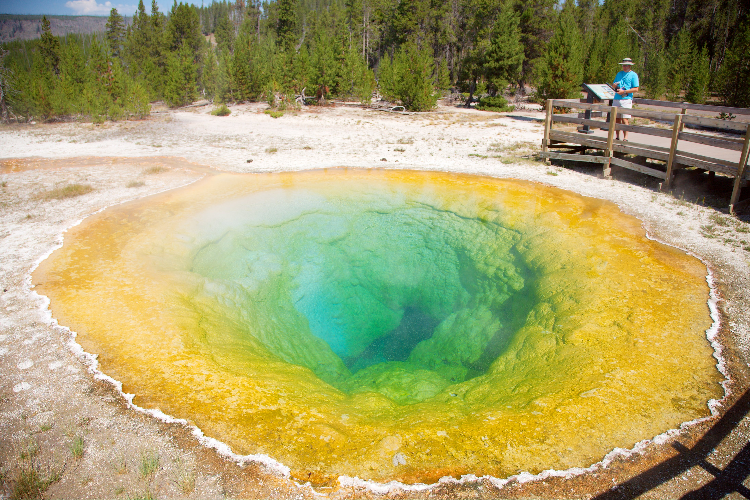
[535,2,583,100]
[164,43,198,107]
[665,30,693,101]
[643,48,666,99]
[215,13,235,53]
[515,0,556,89]
[168,2,203,53]
[435,58,450,92]
[0,48,12,121]
[39,16,61,75]
[106,8,126,59]
[377,52,395,100]
[124,0,153,90]
[311,31,339,95]
[276,0,298,51]
[201,46,218,99]
[685,46,709,104]
[485,8,524,95]
[57,39,87,115]
[717,20,750,108]
[383,41,437,112]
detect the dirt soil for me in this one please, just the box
[1,102,749,499]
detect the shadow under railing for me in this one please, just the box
[593,389,750,500]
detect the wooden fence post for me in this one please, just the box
[663,114,683,190]
[679,108,687,132]
[729,124,750,214]
[542,99,553,164]
[603,106,617,177]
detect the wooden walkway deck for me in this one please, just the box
[539,98,750,213]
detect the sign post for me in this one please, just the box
[579,83,615,134]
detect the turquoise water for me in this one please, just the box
[188,188,536,403]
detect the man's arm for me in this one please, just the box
[617,86,638,96]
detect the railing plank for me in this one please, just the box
[681,114,749,133]
[613,144,670,161]
[675,149,738,169]
[636,98,750,116]
[609,157,667,179]
[552,115,608,129]
[549,130,608,149]
[539,152,609,163]
[675,155,737,175]
[617,123,674,139]
[677,131,745,151]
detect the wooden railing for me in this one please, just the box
[540,98,750,213]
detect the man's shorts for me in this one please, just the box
[613,99,633,118]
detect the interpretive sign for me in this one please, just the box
[583,83,616,101]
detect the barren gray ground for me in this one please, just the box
[1,102,749,499]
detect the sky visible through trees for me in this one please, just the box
[0,0,748,120]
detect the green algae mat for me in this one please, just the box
[34,169,723,485]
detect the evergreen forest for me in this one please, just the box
[0,0,748,122]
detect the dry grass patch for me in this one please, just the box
[143,166,167,175]
[39,184,94,200]
[127,180,146,188]
[488,140,539,154]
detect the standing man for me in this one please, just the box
[612,57,639,141]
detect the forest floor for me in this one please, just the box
[0,101,749,499]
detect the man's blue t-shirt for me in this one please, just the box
[613,70,639,100]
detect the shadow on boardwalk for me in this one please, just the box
[551,157,750,222]
[594,389,750,500]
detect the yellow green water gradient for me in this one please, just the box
[34,169,722,485]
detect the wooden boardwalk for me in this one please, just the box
[539,98,750,213]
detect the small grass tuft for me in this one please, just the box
[175,464,195,494]
[11,457,61,500]
[1,181,7,187]
[69,436,84,459]
[39,184,94,200]
[113,454,128,474]
[139,451,160,478]
[396,137,415,145]
[394,147,406,152]
[143,166,167,175]
[264,109,284,118]
[210,104,231,116]
[303,146,313,150]
[127,180,145,188]
[266,147,278,154]
[546,171,559,176]
[708,213,731,227]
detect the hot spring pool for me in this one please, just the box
[34,169,722,485]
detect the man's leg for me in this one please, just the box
[615,117,623,140]
[622,117,629,141]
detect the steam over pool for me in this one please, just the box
[35,169,722,485]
